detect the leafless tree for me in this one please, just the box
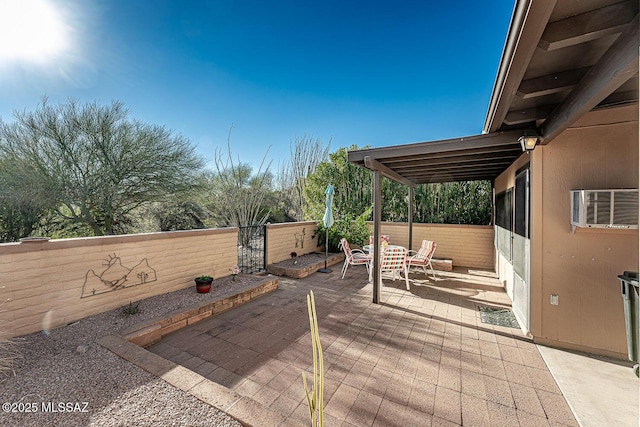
[278,134,330,220]
[207,127,273,245]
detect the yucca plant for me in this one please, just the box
[302,290,324,427]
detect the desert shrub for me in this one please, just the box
[0,302,19,382]
[315,207,371,253]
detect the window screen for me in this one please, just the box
[495,188,513,260]
[495,189,512,230]
[514,170,529,238]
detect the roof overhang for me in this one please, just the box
[348,0,638,186]
[484,0,639,143]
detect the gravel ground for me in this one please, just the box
[0,275,268,427]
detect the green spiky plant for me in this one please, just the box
[122,301,141,316]
[302,290,324,427]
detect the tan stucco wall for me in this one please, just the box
[0,228,238,338]
[373,222,494,269]
[496,105,639,358]
[266,221,322,265]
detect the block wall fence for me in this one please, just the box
[265,221,322,265]
[373,222,494,269]
[0,228,237,338]
[1,221,494,338]
[266,221,494,269]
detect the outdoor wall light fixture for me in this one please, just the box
[518,131,538,152]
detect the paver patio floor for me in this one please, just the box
[148,266,578,426]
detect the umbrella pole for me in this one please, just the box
[319,228,332,273]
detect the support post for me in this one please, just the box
[372,169,382,304]
[408,186,414,251]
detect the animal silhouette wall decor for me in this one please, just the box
[81,253,157,298]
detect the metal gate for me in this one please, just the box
[237,225,266,274]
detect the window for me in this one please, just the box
[495,188,513,260]
[514,169,529,238]
[495,189,512,230]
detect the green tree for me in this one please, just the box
[0,98,204,237]
[315,207,372,252]
[304,146,492,226]
[414,181,491,224]
[304,146,373,222]
[152,200,208,231]
[0,153,58,241]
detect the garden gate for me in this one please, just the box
[237,225,266,274]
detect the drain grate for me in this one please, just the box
[477,305,520,329]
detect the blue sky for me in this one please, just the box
[0,0,514,171]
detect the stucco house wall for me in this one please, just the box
[495,105,639,359]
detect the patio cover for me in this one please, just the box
[348,0,638,303]
[347,130,524,186]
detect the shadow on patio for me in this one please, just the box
[148,266,578,426]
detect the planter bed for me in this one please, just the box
[267,252,345,279]
[118,274,278,348]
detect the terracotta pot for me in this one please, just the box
[195,278,213,293]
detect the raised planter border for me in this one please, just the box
[97,274,301,427]
[267,252,345,279]
[431,258,453,272]
[118,276,279,348]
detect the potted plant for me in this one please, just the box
[195,275,214,293]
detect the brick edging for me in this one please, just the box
[267,252,345,279]
[97,275,306,427]
[120,277,279,348]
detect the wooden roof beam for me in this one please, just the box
[404,161,514,173]
[382,145,523,165]
[504,104,555,125]
[363,156,416,188]
[539,2,637,51]
[517,67,590,99]
[406,171,503,183]
[540,14,639,144]
[388,153,521,170]
[596,89,639,108]
[348,130,522,164]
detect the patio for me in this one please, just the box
[146,266,581,426]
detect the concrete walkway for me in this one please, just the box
[148,267,584,426]
[537,345,638,427]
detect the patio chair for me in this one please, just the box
[339,238,372,279]
[380,245,410,290]
[369,235,390,245]
[406,239,437,280]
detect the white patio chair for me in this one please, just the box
[339,238,372,279]
[380,245,410,290]
[369,234,390,245]
[406,239,437,280]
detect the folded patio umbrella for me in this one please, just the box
[319,184,334,273]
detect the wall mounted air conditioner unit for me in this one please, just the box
[571,189,638,231]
